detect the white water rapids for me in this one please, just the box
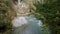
[12,16,45,34]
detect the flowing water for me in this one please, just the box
[12,0,50,34]
[12,16,45,34]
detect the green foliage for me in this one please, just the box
[32,0,60,34]
[0,0,16,34]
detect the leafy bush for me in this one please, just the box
[32,0,60,34]
[0,0,16,34]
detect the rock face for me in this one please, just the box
[17,1,30,16]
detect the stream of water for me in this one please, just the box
[12,0,50,34]
[12,16,45,34]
